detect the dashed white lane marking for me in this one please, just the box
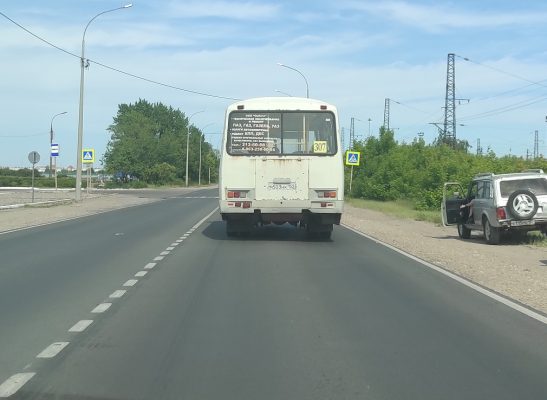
[36,342,69,359]
[144,262,157,269]
[91,303,112,313]
[182,234,190,237]
[135,271,148,277]
[342,224,547,326]
[69,320,93,332]
[166,246,175,251]
[123,279,138,287]
[0,372,36,397]
[160,251,170,256]
[170,242,180,246]
[154,256,164,261]
[109,290,127,298]
[191,206,219,230]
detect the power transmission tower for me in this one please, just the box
[534,130,539,159]
[443,53,456,146]
[349,118,355,149]
[476,138,482,155]
[383,98,390,130]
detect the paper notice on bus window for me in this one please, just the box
[313,141,327,153]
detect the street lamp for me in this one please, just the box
[277,62,309,98]
[75,3,132,201]
[185,110,204,187]
[50,111,67,178]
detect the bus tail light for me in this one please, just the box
[227,190,247,199]
[317,190,337,198]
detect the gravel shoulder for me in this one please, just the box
[2,189,545,315]
[342,204,547,315]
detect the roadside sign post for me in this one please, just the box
[345,151,361,196]
[82,148,95,195]
[28,151,40,203]
[51,143,59,191]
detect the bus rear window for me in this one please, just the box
[227,111,337,155]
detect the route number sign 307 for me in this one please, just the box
[313,141,327,153]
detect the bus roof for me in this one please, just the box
[227,97,337,112]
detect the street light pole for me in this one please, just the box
[50,111,67,178]
[368,118,372,137]
[75,4,132,201]
[277,63,309,98]
[185,110,204,187]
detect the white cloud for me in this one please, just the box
[343,0,547,32]
[165,0,280,20]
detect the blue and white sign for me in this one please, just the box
[82,148,95,163]
[51,143,59,157]
[345,151,361,166]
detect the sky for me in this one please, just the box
[1,0,547,168]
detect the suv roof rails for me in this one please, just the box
[474,172,494,177]
[522,169,544,174]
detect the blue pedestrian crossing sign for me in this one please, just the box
[82,148,95,163]
[345,151,360,166]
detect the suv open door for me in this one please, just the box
[441,182,465,226]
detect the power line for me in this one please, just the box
[0,11,241,101]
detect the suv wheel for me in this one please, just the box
[507,189,538,220]
[483,218,501,245]
[457,222,471,239]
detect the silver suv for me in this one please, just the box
[441,170,547,244]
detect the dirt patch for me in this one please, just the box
[341,204,547,314]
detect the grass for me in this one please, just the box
[347,198,442,225]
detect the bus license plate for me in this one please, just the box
[511,220,535,226]
[268,182,297,191]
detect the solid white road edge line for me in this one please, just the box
[36,342,69,359]
[68,320,93,332]
[341,223,547,325]
[0,372,36,397]
[191,206,219,230]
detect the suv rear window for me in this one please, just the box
[499,178,547,197]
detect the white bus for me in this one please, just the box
[219,97,344,238]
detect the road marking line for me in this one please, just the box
[182,234,190,237]
[0,373,36,397]
[154,256,164,261]
[123,279,138,287]
[160,251,170,256]
[191,206,219,230]
[36,342,69,358]
[91,303,112,313]
[170,242,180,246]
[109,290,127,298]
[135,271,148,277]
[342,223,547,326]
[144,262,157,269]
[69,320,93,332]
[166,246,175,251]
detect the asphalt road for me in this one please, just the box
[1,187,546,399]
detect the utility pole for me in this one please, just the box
[526,149,530,160]
[383,98,390,130]
[341,127,345,151]
[534,130,539,160]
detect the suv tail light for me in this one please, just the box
[496,207,507,220]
